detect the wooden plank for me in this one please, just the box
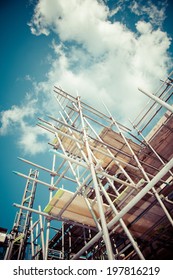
[44,188,109,227]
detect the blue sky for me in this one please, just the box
[0,0,173,231]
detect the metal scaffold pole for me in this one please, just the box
[138,87,173,113]
[72,158,173,259]
[77,95,114,260]
[44,154,56,260]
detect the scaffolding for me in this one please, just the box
[2,71,173,260]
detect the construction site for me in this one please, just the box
[0,71,173,260]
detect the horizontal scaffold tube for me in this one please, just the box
[49,149,88,168]
[50,149,136,189]
[13,204,97,231]
[138,87,173,113]
[18,157,76,183]
[13,171,57,190]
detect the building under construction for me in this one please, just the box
[1,71,173,260]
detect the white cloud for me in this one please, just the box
[1,0,172,155]
[0,96,50,155]
[24,74,32,81]
[30,0,171,120]
[134,21,171,72]
[18,125,49,155]
[0,99,36,135]
[129,0,167,27]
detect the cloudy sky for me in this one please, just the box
[0,0,173,231]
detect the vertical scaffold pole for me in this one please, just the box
[44,154,56,260]
[38,205,45,259]
[77,95,114,260]
[99,180,145,260]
